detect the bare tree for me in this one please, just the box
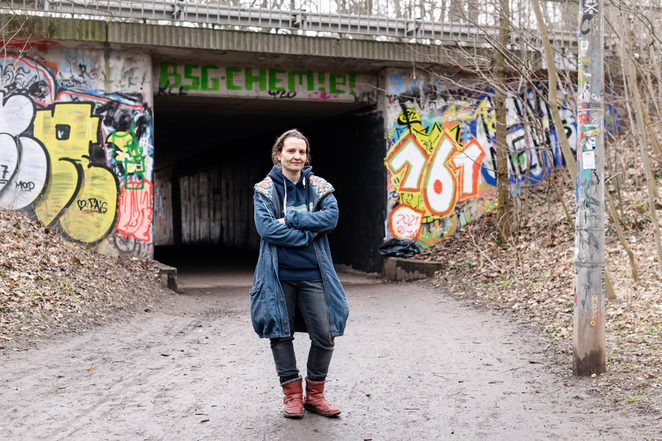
[616,5,662,274]
[495,0,512,244]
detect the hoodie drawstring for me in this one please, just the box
[283,180,288,216]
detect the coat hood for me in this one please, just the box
[267,165,313,188]
[254,166,334,208]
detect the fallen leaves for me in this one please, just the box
[0,208,171,350]
[420,172,662,413]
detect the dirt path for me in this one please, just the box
[1,276,660,441]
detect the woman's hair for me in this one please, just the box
[271,129,311,166]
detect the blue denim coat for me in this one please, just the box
[250,170,349,339]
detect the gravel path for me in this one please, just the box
[1,276,660,441]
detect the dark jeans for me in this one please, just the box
[270,279,334,383]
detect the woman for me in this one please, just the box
[250,129,349,418]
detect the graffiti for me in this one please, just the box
[0,38,59,52]
[0,94,49,210]
[115,63,147,90]
[58,67,96,89]
[0,134,18,188]
[115,174,153,243]
[157,84,188,96]
[77,197,108,213]
[589,294,602,327]
[16,180,36,191]
[108,123,146,190]
[580,0,598,36]
[385,108,486,245]
[0,55,56,104]
[69,93,154,247]
[352,90,377,105]
[580,124,600,171]
[307,91,339,101]
[388,205,423,240]
[578,0,603,106]
[0,54,153,255]
[383,70,623,247]
[30,102,118,243]
[269,90,297,99]
[113,232,151,257]
[387,73,404,94]
[57,51,149,93]
[158,62,364,102]
[575,271,604,328]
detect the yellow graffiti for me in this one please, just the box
[396,108,425,131]
[439,97,495,135]
[58,167,117,243]
[109,131,134,160]
[33,103,118,243]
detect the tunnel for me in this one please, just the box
[152,95,386,276]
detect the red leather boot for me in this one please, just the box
[281,377,304,418]
[304,378,341,417]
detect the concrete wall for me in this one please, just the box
[155,59,376,104]
[0,44,154,257]
[0,39,617,263]
[382,68,582,248]
[150,52,385,272]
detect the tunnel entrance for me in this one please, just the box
[152,95,385,275]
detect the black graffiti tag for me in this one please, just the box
[268,90,297,99]
[77,198,108,214]
[580,0,599,35]
[15,180,35,191]
[157,85,188,96]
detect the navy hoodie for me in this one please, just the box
[268,166,321,281]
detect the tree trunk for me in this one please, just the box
[606,194,639,282]
[620,9,662,275]
[495,0,512,245]
[653,44,662,115]
[532,0,577,186]
[642,99,662,160]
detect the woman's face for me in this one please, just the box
[277,137,308,177]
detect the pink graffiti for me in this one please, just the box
[389,205,423,240]
[308,91,339,101]
[590,309,604,327]
[115,180,153,242]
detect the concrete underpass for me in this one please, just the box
[152,94,386,280]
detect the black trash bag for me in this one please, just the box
[378,238,421,258]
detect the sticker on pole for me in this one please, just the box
[582,151,596,170]
[581,124,600,170]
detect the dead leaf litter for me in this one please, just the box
[419,173,661,415]
[0,208,172,351]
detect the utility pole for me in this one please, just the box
[574,0,605,376]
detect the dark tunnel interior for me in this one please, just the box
[152,96,386,275]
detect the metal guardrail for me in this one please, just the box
[0,0,578,47]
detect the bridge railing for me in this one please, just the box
[0,0,578,48]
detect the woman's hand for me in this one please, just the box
[279,216,318,238]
